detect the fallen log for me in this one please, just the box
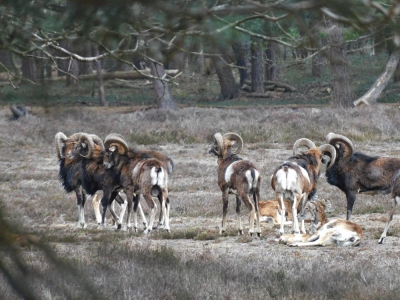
[244,80,297,92]
[41,69,180,82]
[353,51,400,107]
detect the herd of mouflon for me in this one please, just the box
[56,131,400,247]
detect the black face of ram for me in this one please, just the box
[103,150,115,169]
[208,141,219,156]
[67,143,81,159]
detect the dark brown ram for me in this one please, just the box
[102,133,171,233]
[325,133,400,221]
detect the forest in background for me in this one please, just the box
[1,1,400,110]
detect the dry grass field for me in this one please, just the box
[1,104,400,299]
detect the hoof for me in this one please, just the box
[117,224,122,230]
[378,238,384,244]
[77,223,87,229]
[257,232,261,238]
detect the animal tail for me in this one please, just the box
[246,169,259,190]
[151,166,166,188]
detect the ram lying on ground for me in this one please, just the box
[271,138,336,235]
[326,132,400,221]
[259,198,333,232]
[208,132,261,237]
[279,219,363,247]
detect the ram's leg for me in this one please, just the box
[290,240,323,247]
[113,192,128,228]
[92,192,102,225]
[240,190,257,236]
[159,189,170,232]
[279,194,286,235]
[346,191,357,221]
[235,195,243,235]
[220,190,229,234]
[132,194,141,232]
[125,189,134,231]
[75,187,87,229]
[100,193,109,228]
[379,196,400,244]
[143,194,157,234]
[157,196,169,229]
[300,193,307,234]
[165,197,170,229]
[108,191,122,229]
[292,195,300,234]
[137,200,147,229]
[253,190,261,237]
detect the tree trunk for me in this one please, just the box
[394,53,400,83]
[309,14,324,77]
[148,60,177,110]
[212,54,239,100]
[57,40,79,86]
[353,51,400,106]
[328,20,353,108]
[92,44,108,107]
[265,41,281,81]
[251,37,264,93]
[21,56,37,83]
[232,41,249,87]
[79,42,93,75]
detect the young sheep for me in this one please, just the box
[258,199,292,225]
[102,133,170,233]
[379,170,400,244]
[56,132,102,228]
[297,198,333,234]
[279,219,363,247]
[208,132,261,237]
[271,138,336,235]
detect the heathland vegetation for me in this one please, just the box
[1,103,400,299]
[2,1,400,298]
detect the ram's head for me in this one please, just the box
[208,132,243,160]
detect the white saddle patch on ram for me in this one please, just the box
[132,164,141,179]
[225,160,241,183]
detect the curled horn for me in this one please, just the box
[213,133,224,156]
[89,134,105,153]
[326,133,354,158]
[222,133,243,154]
[55,132,68,159]
[318,144,337,169]
[79,133,95,158]
[104,133,128,155]
[293,138,316,155]
[68,132,83,142]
